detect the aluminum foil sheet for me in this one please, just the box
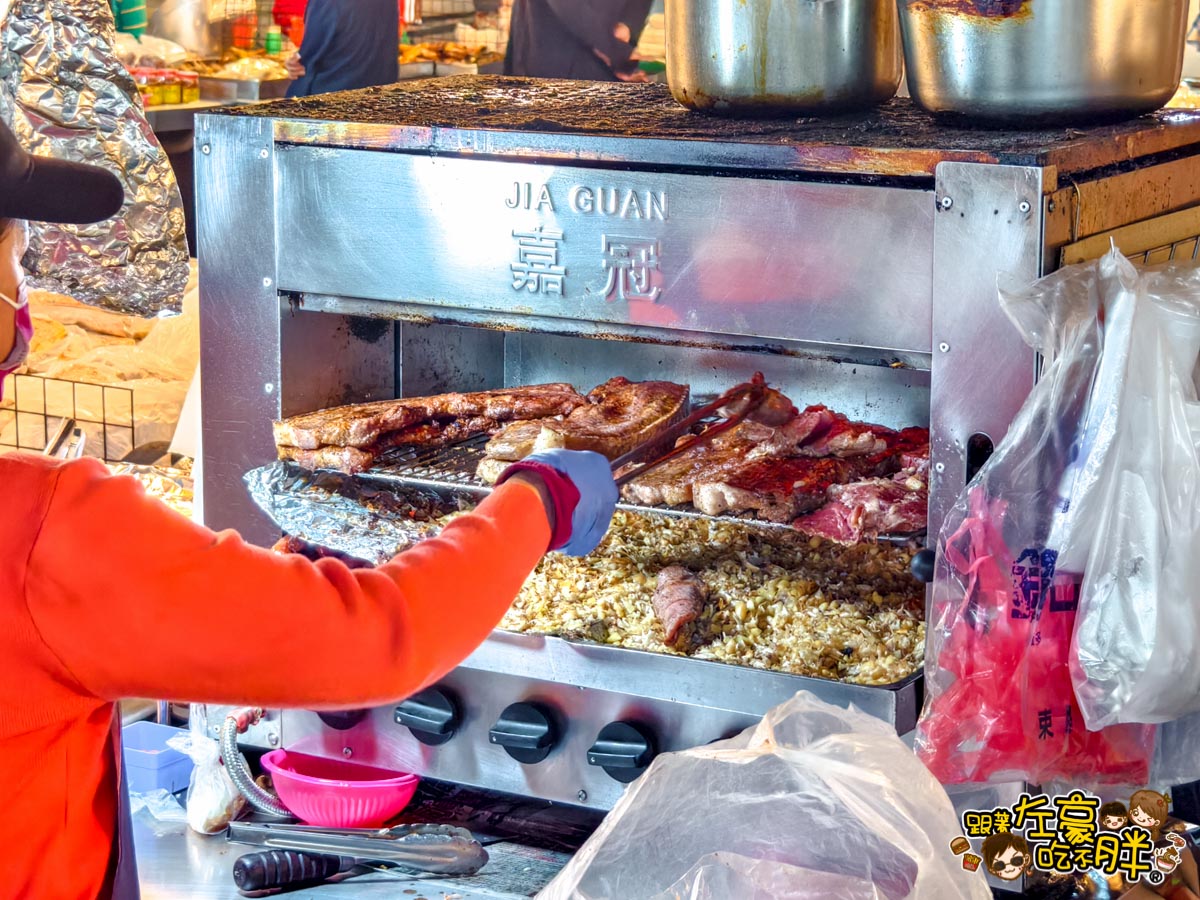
[245,462,476,565]
[0,0,189,316]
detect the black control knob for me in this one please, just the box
[394,687,461,746]
[316,709,368,731]
[911,549,936,584]
[588,721,656,783]
[489,702,557,764]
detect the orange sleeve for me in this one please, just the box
[24,458,550,708]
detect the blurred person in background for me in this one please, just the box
[505,0,652,82]
[285,0,399,97]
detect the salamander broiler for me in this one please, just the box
[194,79,1200,820]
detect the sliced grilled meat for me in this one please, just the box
[653,566,706,643]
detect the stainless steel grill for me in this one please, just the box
[195,78,1200,823]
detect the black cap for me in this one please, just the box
[0,119,124,224]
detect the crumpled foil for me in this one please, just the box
[244,462,478,566]
[0,0,189,316]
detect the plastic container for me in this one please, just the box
[260,749,418,828]
[158,71,183,106]
[131,68,162,106]
[264,25,282,55]
[123,721,194,794]
[178,72,200,104]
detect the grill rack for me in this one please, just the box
[355,435,925,545]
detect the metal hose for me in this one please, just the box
[219,708,291,819]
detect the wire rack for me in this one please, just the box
[354,434,924,543]
[1131,236,1200,267]
[0,374,134,462]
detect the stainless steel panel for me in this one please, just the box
[277,642,917,811]
[398,322,506,397]
[274,148,935,356]
[899,0,1188,122]
[296,292,933,371]
[196,115,282,543]
[667,0,901,113]
[463,632,917,729]
[279,311,395,417]
[928,162,1042,540]
[503,332,930,430]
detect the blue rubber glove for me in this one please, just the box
[499,449,618,556]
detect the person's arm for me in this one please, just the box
[292,0,336,77]
[24,459,555,709]
[542,0,637,72]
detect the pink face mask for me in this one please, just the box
[0,278,32,401]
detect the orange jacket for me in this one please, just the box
[0,452,551,899]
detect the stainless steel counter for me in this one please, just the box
[134,814,569,899]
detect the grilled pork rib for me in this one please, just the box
[280,417,500,474]
[274,384,585,450]
[535,377,689,459]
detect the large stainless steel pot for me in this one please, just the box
[666,0,903,115]
[898,0,1190,123]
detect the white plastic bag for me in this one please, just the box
[1067,258,1200,727]
[538,692,989,900]
[166,710,246,834]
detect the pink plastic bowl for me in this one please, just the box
[260,749,419,827]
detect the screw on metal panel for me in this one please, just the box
[264,383,275,394]
[1019,201,1032,213]
[1048,200,1057,212]
[939,196,953,210]
[201,144,211,155]
[268,733,279,746]
[938,342,950,353]
[262,277,273,287]
[259,149,269,159]
[577,790,588,803]
[935,462,946,473]
[342,747,353,758]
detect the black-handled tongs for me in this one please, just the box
[227,820,491,874]
[610,372,791,487]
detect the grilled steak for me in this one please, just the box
[887,427,930,472]
[281,417,499,474]
[692,450,899,522]
[693,457,851,522]
[535,377,689,459]
[746,405,838,459]
[274,384,585,450]
[797,412,892,458]
[653,566,706,643]
[620,422,763,506]
[794,469,928,544]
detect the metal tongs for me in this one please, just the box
[43,417,86,459]
[610,372,791,487]
[227,820,491,872]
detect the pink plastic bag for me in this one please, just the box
[917,489,1151,784]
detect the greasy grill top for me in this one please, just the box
[215,76,1200,179]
